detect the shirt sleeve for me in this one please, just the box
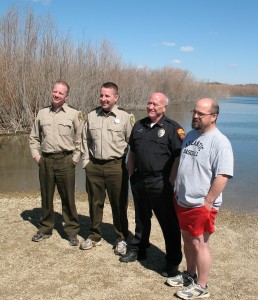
[81,120,90,168]
[29,113,41,158]
[72,110,84,163]
[171,125,185,158]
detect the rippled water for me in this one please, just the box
[0,96,257,215]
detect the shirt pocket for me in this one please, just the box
[40,121,52,137]
[89,123,102,140]
[58,120,73,136]
[150,135,168,153]
[108,124,125,142]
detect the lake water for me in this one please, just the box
[0,96,257,215]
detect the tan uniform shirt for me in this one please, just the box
[29,103,84,163]
[81,105,134,168]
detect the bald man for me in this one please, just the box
[120,92,185,279]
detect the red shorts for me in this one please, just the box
[175,200,218,237]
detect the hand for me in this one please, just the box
[204,200,213,211]
[34,155,41,165]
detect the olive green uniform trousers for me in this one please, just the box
[85,157,129,244]
[38,152,80,236]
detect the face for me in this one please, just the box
[147,93,167,122]
[51,83,69,108]
[191,98,217,133]
[99,87,119,111]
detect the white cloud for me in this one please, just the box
[180,46,194,52]
[172,59,182,65]
[162,41,176,47]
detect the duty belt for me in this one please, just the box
[90,156,124,165]
[42,151,73,158]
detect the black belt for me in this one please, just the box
[42,151,73,158]
[90,156,124,165]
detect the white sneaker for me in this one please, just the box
[80,238,102,250]
[176,282,210,299]
[114,240,127,255]
[167,271,197,287]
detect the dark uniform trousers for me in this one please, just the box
[85,157,129,243]
[130,172,182,266]
[38,152,80,236]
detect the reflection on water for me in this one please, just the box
[0,98,257,215]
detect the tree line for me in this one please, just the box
[0,6,257,134]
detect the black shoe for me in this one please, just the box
[161,264,179,277]
[32,231,52,242]
[68,235,79,246]
[119,249,147,263]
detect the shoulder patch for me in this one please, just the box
[78,112,85,122]
[177,128,185,141]
[130,114,136,126]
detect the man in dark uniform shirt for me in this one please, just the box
[119,92,185,278]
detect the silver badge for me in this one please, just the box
[114,118,120,124]
[158,128,165,137]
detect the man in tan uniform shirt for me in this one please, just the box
[29,80,84,246]
[80,82,134,255]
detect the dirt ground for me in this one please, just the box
[0,191,257,300]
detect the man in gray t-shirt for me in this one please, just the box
[167,98,234,300]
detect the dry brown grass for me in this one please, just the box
[0,192,257,299]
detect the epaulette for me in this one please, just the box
[117,107,133,114]
[92,106,102,112]
[44,105,52,108]
[67,104,78,110]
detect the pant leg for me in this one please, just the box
[55,155,80,236]
[130,172,152,251]
[152,179,182,266]
[85,161,106,242]
[105,159,129,243]
[38,156,56,234]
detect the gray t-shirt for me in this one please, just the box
[175,128,234,209]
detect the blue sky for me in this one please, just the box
[1,0,258,84]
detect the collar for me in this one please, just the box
[145,115,166,128]
[50,102,68,113]
[98,104,118,117]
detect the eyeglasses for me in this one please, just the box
[191,110,216,118]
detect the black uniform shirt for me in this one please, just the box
[129,115,184,175]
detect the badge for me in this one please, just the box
[130,115,135,126]
[114,118,120,124]
[158,128,165,137]
[177,128,185,141]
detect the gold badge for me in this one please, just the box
[130,115,135,126]
[177,128,185,141]
[158,128,165,137]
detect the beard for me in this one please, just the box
[191,118,201,130]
